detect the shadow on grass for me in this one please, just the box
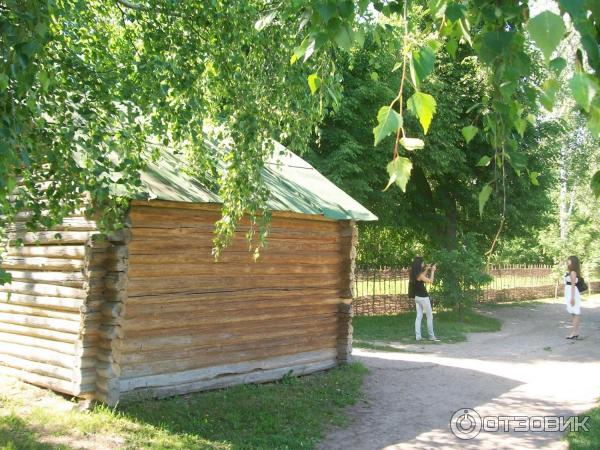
[353,309,502,345]
[0,415,66,450]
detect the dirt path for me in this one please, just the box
[319,298,600,450]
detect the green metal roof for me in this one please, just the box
[138,143,377,222]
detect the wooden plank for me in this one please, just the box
[4,245,86,259]
[0,312,81,333]
[0,292,84,311]
[0,303,81,321]
[0,281,87,299]
[122,304,339,332]
[126,274,342,297]
[120,339,336,378]
[1,256,85,271]
[119,348,336,392]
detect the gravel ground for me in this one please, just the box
[319,297,600,450]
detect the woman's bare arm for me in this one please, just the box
[570,270,577,305]
[417,266,436,284]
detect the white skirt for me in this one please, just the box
[564,276,581,315]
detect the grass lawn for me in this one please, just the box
[565,401,600,450]
[0,363,367,450]
[353,308,502,345]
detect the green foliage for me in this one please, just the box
[430,234,492,314]
[527,11,566,61]
[384,156,412,192]
[373,105,402,146]
[0,1,328,279]
[407,92,436,134]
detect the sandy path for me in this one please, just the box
[319,298,600,450]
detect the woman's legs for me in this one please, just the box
[415,299,424,340]
[422,298,436,339]
[571,314,581,336]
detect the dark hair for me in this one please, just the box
[567,256,581,276]
[410,256,425,283]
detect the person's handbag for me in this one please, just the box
[577,277,589,293]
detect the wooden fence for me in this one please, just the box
[353,265,599,316]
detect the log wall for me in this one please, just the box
[0,216,103,397]
[115,201,354,401]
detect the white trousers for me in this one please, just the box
[415,296,435,339]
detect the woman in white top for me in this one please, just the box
[565,255,582,339]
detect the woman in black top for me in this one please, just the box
[408,256,439,341]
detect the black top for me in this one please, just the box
[409,278,428,298]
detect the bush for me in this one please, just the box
[430,234,491,316]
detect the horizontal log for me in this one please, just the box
[126,287,340,306]
[0,303,81,321]
[128,250,342,267]
[131,227,341,243]
[0,281,87,299]
[0,365,83,396]
[128,239,341,255]
[9,217,98,232]
[0,292,84,312]
[1,256,85,271]
[124,296,342,317]
[130,200,336,220]
[120,338,336,378]
[0,312,81,333]
[126,274,342,297]
[0,321,78,343]
[128,262,338,278]
[0,353,75,381]
[123,304,338,332]
[0,331,76,354]
[8,231,97,245]
[120,316,337,353]
[122,312,337,340]
[120,327,338,365]
[130,206,340,232]
[0,341,78,368]
[119,348,337,393]
[5,270,87,288]
[4,245,86,259]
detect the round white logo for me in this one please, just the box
[450,408,482,440]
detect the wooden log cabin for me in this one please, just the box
[0,145,377,405]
